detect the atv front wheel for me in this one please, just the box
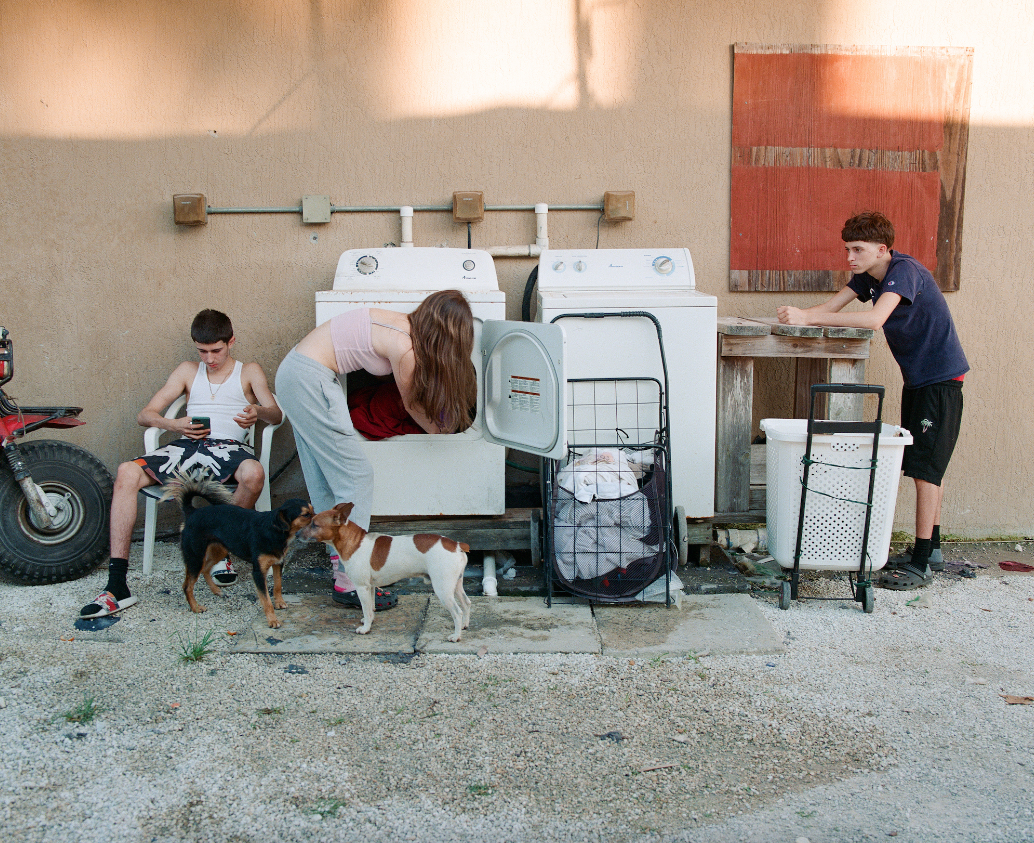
[0,440,113,584]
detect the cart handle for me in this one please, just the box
[808,382,885,434]
[810,383,885,397]
[548,310,671,421]
[808,420,886,435]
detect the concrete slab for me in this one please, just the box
[230,593,427,654]
[227,592,779,658]
[594,593,784,657]
[418,597,599,654]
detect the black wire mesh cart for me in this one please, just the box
[761,384,913,612]
[543,312,675,606]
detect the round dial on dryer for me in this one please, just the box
[356,255,378,275]
[462,259,475,271]
[653,256,674,275]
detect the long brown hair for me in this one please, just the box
[408,290,476,433]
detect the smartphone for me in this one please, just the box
[191,416,211,430]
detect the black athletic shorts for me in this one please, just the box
[900,379,964,486]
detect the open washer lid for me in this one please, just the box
[480,319,567,459]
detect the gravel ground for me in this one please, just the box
[1,541,1033,843]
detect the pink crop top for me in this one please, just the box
[329,309,409,376]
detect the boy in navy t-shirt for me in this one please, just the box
[777,211,968,589]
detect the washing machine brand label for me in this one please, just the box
[507,375,541,412]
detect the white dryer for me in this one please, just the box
[536,248,717,519]
[315,247,566,517]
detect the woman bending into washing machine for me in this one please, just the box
[275,289,477,610]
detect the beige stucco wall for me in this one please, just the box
[2,0,1030,537]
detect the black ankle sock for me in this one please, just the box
[912,538,933,569]
[104,558,131,602]
[931,526,941,550]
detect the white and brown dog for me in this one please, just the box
[298,503,471,641]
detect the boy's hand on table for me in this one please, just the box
[776,306,807,326]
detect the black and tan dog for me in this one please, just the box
[161,472,313,628]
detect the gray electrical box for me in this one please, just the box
[302,195,332,224]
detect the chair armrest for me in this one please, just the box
[253,394,283,476]
[144,395,187,453]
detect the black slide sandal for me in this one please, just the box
[332,588,398,610]
[877,563,932,590]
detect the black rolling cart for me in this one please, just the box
[543,312,675,607]
[779,383,891,613]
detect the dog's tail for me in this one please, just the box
[159,469,234,518]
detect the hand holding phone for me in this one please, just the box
[190,416,211,438]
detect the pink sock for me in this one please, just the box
[330,553,356,592]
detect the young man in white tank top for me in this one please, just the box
[79,310,283,619]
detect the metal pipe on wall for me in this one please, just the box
[203,200,605,257]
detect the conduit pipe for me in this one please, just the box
[205,201,596,257]
[205,204,454,215]
[204,201,600,216]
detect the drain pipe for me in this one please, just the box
[400,206,414,247]
[482,552,498,597]
[497,551,517,578]
[535,203,549,250]
[488,245,543,257]
[487,203,550,258]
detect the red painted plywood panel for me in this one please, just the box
[730,165,941,271]
[733,53,947,151]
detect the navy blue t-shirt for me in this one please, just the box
[846,252,969,389]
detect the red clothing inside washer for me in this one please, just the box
[347,381,423,440]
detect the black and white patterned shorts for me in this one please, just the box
[134,438,256,485]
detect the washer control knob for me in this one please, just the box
[574,260,586,272]
[462,259,475,271]
[552,261,565,273]
[356,255,378,275]
[653,256,674,275]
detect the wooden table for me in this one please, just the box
[715,317,875,519]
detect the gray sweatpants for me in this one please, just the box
[275,348,373,531]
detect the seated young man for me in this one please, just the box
[79,309,283,618]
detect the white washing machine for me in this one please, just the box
[316,247,567,517]
[536,248,717,519]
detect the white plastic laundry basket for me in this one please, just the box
[760,418,913,572]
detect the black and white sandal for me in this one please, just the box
[212,558,238,586]
[79,591,139,619]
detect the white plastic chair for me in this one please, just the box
[139,394,282,574]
